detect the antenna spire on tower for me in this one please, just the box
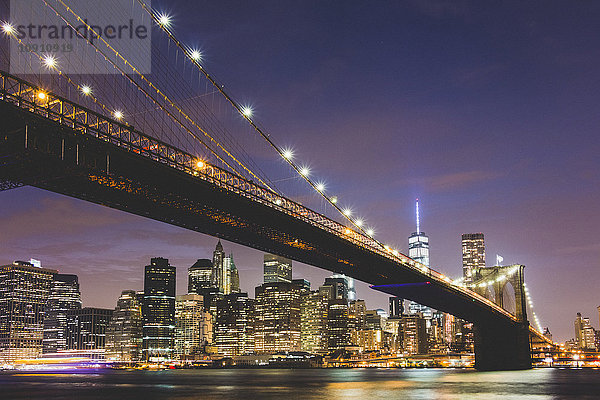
[416,198,420,234]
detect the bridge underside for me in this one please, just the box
[0,101,530,370]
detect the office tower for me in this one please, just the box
[389,297,403,318]
[188,259,213,294]
[365,309,386,331]
[0,261,57,362]
[43,274,82,354]
[227,255,240,294]
[407,199,433,319]
[326,299,349,350]
[408,199,430,266]
[575,312,597,350]
[223,254,239,295]
[66,307,113,351]
[351,329,383,352]
[400,313,428,355]
[300,291,329,353]
[105,290,143,362]
[322,276,349,301]
[212,240,226,291]
[142,257,176,361]
[462,233,486,283]
[254,279,308,353]
[263,254,292,283]
[348,299,367,331]
[214,293,253,356]
[175,294,212,360]
[331,274,355,300]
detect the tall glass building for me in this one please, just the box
[214,293,253,356]
[105,290,143,362]
[0,261,57,363]
[188,259,213,294]
[462,233,486,283]
[263,254,292,283]
[407,200,433,319]
[43,274,82,354]
[142,257,176,361]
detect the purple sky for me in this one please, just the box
[2,0,600,342]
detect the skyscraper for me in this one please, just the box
[408,199,430,267]
[254,279,308,353]
[0,261,57,362]
[142,257,176,361]
[66,307,113,352]
[175,294,212,360]
[214,293,254,356]
[212,240,226,291]
[105,290,143,362]
[188,259,213,294]
[407,199,433,319]
[300,291,329,353]
[575,312,597,350]
[462,233,486,283]
[400,313,428,355]
[43,274,82,354]
[226,254,240,294]
[263,254,292,283]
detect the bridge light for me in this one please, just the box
[275,199,282,205]
[1,22,14,35]
[113,110,124,120]
[158,13,172,28]
[355,219,363,227]
[330,196,338,204]
[366,228,374,236]
[344,228,351,234]
[300,167,310,176]
[81,85,92,95]
[190,50,202,61]
[342,208,352,217]
[282,148,293,160]
[196,160,205,169]
[42,55,57,68]
[37,91,47,100]
[241,106,253,118]
[316,183,325,192]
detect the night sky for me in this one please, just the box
[2,0,600,342]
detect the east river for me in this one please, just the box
[2,368,600,399]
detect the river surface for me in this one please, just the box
[1,368,600,399]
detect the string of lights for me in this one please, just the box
[43,0,276,192]
[524,283,544,332]
[134,1,379,239]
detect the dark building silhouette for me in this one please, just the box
[43,274,82,353]
[142,257,176,361]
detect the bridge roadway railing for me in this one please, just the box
[0,71,520,323]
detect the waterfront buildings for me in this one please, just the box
[188,259,213,294]
[142,257,176,361]
[254,280,308,353]
[400,313,428,355]
[175,294,212,359]
[462,233,486,283]
[263,254,292,283]
[214,293,253,356]
[300,290,328,353]
[575,312,597,350]
[42,274,82,353]
[66,307,113,351]
[0,261,57,362]
[105,290,143,362]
